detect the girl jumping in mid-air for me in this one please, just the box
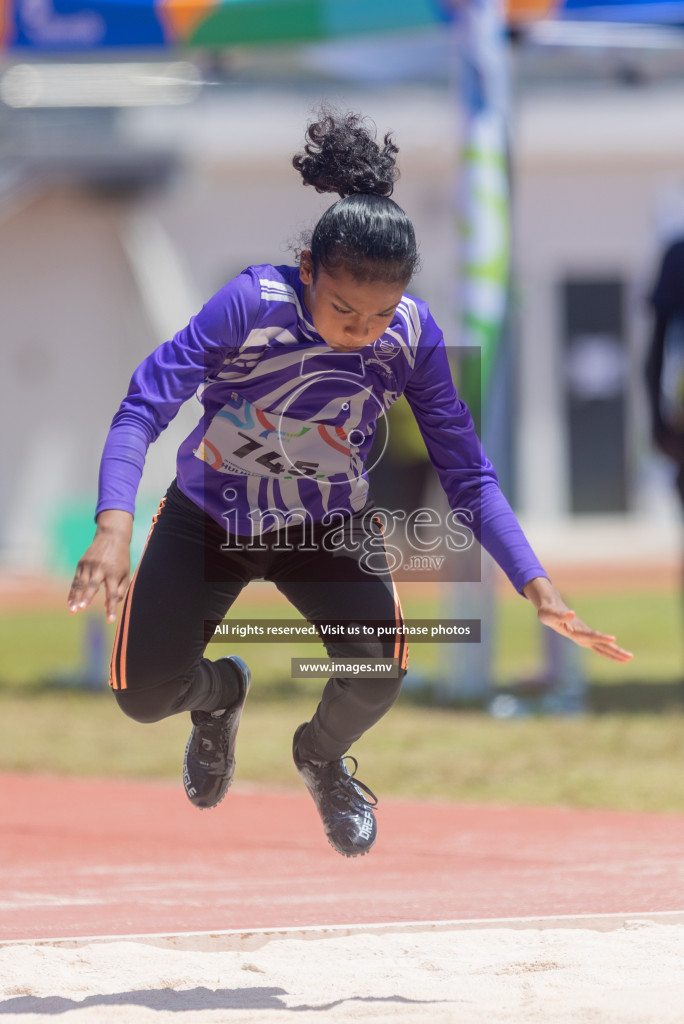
[68,109,632,858]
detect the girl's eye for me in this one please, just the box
[332,304,395,318]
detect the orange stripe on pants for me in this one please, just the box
[109,496,167,691]
[390,577,409,671]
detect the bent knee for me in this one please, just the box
[391,667,407,698]
[363,665,405,707]
[114,686,173,724]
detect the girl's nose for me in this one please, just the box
[345,316,371,342]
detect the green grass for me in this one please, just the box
[0,580,680,691]
[0,689,683,811]
[1,579,682,811]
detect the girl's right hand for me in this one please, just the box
[67,510,134,623]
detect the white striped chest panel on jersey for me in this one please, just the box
[191,311,419,483]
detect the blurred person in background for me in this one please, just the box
[646,208,684,512]
[645,183,684,676]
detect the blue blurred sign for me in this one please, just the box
[562,0,684,21]
[4,0,166,50]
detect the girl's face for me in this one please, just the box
[299,253,407,352]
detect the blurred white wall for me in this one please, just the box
[514,84,684,562]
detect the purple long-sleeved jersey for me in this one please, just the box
[97,263,546,592]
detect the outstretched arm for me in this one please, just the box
[67,270,262,622]
[522,576,633,664]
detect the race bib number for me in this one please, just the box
[195,395,352,479]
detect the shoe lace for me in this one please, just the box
[331,756,378,808]
[195,712,227,757]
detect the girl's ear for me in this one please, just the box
[299,250,314,286]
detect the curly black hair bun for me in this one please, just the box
[292,108,399,199]
[292,106,418,283]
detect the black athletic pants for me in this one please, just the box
[110,480,408,763]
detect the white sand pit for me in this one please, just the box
[2,917,684,1023]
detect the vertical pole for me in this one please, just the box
[440,0,511,702]
[442,0,588,713]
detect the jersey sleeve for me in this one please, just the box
[403,311,547,593]
[96,267,262,519]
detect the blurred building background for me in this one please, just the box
[0,23,682,575]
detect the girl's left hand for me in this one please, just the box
[522,576,634,664]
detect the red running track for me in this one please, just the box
[2,773,684,942]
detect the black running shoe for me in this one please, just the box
[183,656,251,810]
[292,723,378,858]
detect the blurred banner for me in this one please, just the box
[1,0,684,53]
[0,0,440,51]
